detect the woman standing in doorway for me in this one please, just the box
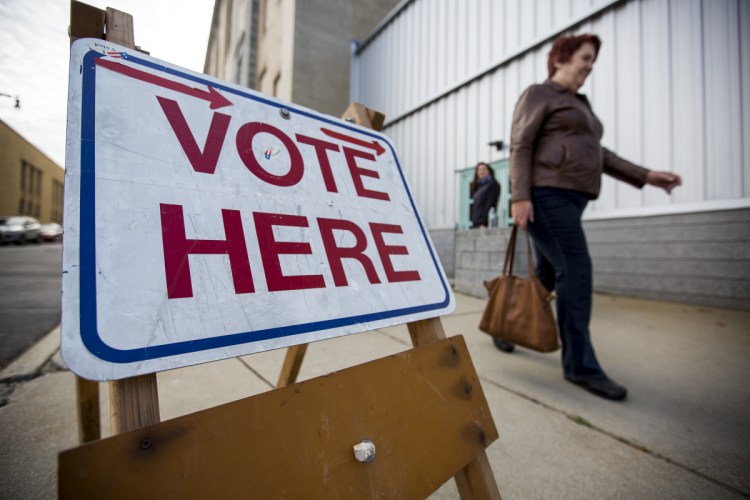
[470,162,501,229]
[507,33,681,400]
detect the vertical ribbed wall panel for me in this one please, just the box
[353,0,749,229]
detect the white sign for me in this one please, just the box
[62,39,454,381]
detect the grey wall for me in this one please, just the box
[428,228,456,279]
[453,227,530,299]
[587,209,750,311]
[453,209,750,311]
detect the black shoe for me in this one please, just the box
[492,338,515,353]
[566,377,627,401]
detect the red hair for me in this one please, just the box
[547,33,601,79]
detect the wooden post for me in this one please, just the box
[75,377,100,443]
[275,343,308,388]
[108,374,160,434]
[69,0,160,437]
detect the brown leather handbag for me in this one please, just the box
[479,226,560,352]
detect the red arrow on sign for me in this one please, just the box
[320,127,386,156]
[95,58,232,110]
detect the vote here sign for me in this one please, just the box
[62,39,454,381]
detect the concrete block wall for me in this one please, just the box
[586,208,750,311]
[450,208,750,311]
[427,228,456,279]
[452,227,530,298]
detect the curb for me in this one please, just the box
[0,325,61,381]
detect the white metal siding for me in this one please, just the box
[353,0,750,229]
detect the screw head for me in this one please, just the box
[353,439,376,463]
[280,108,291,119]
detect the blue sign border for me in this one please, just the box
[78,49,451,363]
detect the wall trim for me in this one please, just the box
[583,198,750,221]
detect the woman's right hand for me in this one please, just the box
[511,200,534,229]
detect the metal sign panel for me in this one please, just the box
[62,39,454,380]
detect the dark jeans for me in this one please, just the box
[527,187,607,381]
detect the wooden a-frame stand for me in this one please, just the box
[62,3,501,498]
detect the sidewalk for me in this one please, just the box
[1,292,749,499]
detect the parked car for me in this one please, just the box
[40,223,64,242]
[0,216,42,244]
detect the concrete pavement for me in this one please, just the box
[1,292,749,499]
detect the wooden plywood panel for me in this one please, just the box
[59,336,497,500]
[69,1,105,42]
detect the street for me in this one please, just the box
[0,242,62,370]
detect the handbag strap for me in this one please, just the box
[502,225,518,276]
[502,225,536,278]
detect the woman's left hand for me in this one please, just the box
[646,171,682,194]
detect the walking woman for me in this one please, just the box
[507,33,682,400]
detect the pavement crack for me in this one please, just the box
[480,376,750,498]
[236,357,274,389]
[0,350,68,407]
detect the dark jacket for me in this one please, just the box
[470,178,500,227]
[510,80,649,201]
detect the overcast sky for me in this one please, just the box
[0,0,215,167]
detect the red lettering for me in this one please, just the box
[370,223,420,283]
[343,147,390,201]
[236,123,304,187]
[160,203,254,299]
[296,134,341,193]
[317,218,381,287]
[253,212,325,292]
[157,97,231,174]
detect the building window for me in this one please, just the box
[51,179,64,223]
[20,160,43,217]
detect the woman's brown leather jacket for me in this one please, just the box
[509,80,649,201]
